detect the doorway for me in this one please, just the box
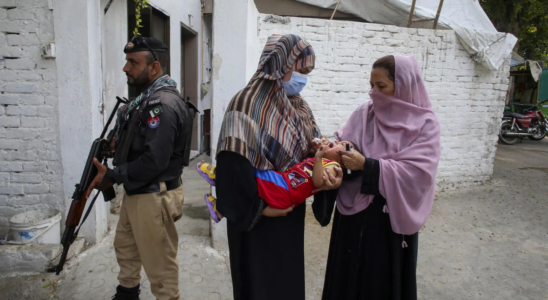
[180,23,200,152]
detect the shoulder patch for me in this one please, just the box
[148,99,161,106]
[149,105,163,117]
[147,116,160,129]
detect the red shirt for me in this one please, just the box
[255,158,340,209]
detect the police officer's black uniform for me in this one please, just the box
[106,85,190,194]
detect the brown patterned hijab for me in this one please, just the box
[216,34,317,172]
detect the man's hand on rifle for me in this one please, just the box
[84,158,114,200]
[108,137,116,152]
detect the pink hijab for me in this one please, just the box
[334,55,441,235]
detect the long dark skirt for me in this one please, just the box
[227,203,306,300]
[322,197,418,300]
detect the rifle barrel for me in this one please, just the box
[100,97,125,139]
[47,225,75,274]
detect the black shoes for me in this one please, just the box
[112,285,140,300]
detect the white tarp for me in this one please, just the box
[528,61,542,82]
[296,0,517,71]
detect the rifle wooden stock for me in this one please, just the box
[66,200,85,226]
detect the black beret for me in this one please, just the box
[124,36,168,54]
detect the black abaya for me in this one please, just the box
[316,158,419,300]
[216,151,306,300]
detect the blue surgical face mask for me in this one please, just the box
[283,72,308,96]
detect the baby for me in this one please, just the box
[197,140,350,222]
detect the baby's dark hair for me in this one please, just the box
[372,55,395,82]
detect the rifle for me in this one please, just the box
[48,97,127,275]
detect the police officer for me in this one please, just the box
[86,36,190,300]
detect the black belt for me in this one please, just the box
[125,177,182,196]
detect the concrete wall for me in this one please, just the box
[201,13,213,152]
[101,0,128,118]
[201,14,213,111]
[256,16,511,186]
[211,0,262,153]
[210,0,262,253]
[0,0,64,237]
[246,1,262,81]
[54,0,108,243]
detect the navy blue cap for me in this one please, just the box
[124,36,168,54]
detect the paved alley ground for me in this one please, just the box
[1,155,233,300]
[1,139,547,299]
[51,155,233,300]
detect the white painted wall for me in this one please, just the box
[201,14,213,111]
[211,0,261,155]
[0,0,64,237]
[210,0,262,253]
[54,0,108,244]
[246,2,262,81]
[101,0,128,118]
[256,16,511,186]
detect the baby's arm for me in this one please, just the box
[312,162,342,189]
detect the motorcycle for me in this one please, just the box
[499,100,548,145]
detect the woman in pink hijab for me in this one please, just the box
[314,55,441,300]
